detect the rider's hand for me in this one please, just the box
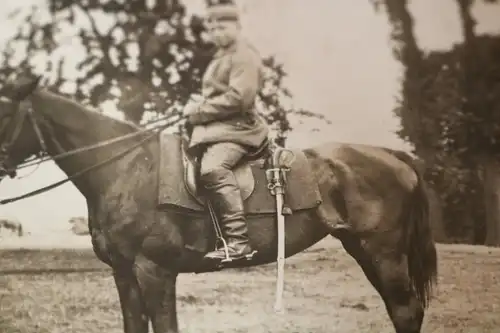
[182,101,199,116]
[189,94,204,103]
[182,94,204,116]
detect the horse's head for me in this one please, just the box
[0,75,45,180]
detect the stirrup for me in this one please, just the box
[212,237,257,264]
[215,236,230,260]
[220,250,257,264]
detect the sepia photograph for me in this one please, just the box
[1,0,499,332]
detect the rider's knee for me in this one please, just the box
[199,166,231,184]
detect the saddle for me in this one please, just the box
[156,131,323,272]
[181,137,271,205]
[157,132,322,215]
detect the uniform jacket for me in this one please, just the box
[187,38,269,152]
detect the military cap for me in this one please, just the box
[206,3,240,22]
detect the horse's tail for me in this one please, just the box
[389,150,438,309]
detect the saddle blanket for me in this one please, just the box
[157,132,322,215]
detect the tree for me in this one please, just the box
[68,216,89,236]
[454,0,500,246]
[0,0,329,146]
[0,217,24,237]
[370,0,452,241]
[372,0,500,244]
[371,0,428,154]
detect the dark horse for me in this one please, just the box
[0,76,437,333]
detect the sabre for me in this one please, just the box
[273,168,286,313]
[267,147,295,314]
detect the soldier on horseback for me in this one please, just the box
[182,3,269,262]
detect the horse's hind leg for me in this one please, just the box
[337,231,424,333]
[370,240,425,333]
[335,232,384,298]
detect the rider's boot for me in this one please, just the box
[201,169,254,261]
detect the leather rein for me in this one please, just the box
[0,96,181,205]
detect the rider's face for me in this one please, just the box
[206,20,240,48]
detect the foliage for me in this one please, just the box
[68,216,89,236]
[394,35,500,241]
[374,0,500,242]
[0,217,24,237]
[403,36,500,160]
[0,0,328,144]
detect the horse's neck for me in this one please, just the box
[30,89,146,197]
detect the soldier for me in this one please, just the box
[183,3,269,262]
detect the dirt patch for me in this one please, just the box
[1,238,499,333]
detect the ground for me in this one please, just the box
[1,236,499,333]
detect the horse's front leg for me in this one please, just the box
[113,264,150,333]
[133,254,179,333]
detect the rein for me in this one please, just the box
[0,105,184,205]
[15,115,179,171]
[0,129,160,205]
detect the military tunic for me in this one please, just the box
[187,38,269,152]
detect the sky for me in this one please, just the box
[0,0,499,233]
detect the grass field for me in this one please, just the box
[1,237,500,333]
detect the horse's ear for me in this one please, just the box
[12,75,42,101]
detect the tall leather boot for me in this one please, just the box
[201,168,253,261]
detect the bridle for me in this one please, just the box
[0,91,184,205]
[0,96,47,179]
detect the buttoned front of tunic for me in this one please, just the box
[188,38,269,152]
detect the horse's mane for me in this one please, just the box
[37,88,142,133]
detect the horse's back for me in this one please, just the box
[306,141,419,193]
